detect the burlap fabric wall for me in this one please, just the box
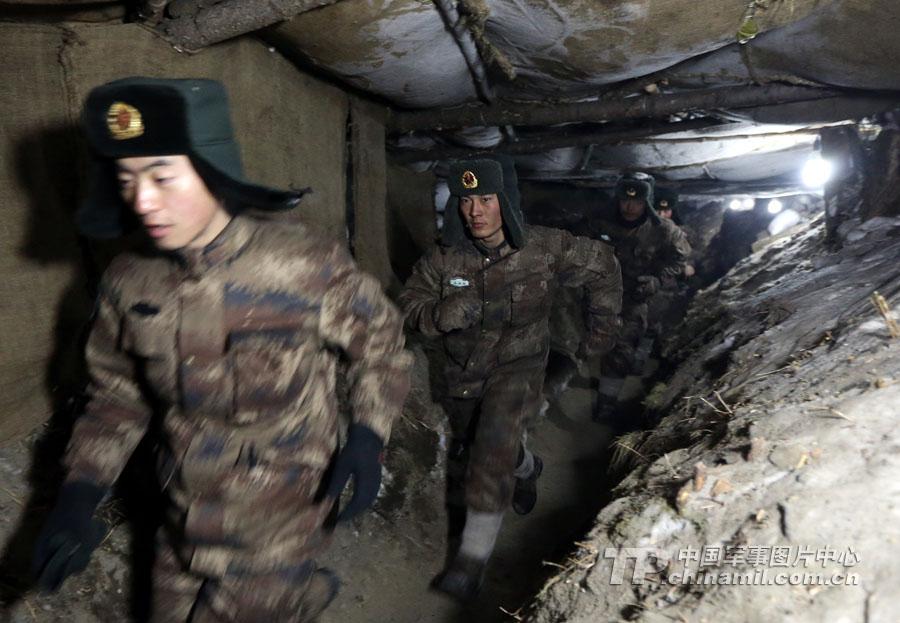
[0,23,358,445]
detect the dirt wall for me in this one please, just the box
[385,163,437,286]
[0,22,363,445]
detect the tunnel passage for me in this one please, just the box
[1,2,900,623]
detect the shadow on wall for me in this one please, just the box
[0,125,162,621]
[12,124,96,424]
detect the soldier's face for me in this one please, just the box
[657,208,673,219]
[461,193,505,247]
[116,155,231,250]
[619,198,646,221]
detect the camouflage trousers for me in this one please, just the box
[149,465,339,623]
[548,287,585,360]
[448,367,544,513]
[149,532,339,623]
[602,299,648,378]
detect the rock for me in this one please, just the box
[767,444,808,471]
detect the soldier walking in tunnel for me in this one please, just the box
[398,155,622,600]
[30,77,412,623]
[586,173,691,422]
[646,186,695,337]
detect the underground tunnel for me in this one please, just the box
[1,1,899,622]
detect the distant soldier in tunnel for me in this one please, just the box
[30,77,412,623]
[647,186,695,337]
[398,156,622,600]
[588,173,690,421]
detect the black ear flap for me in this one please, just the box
[75,161,138,239]
[189,156,308,212]
[440,195,466,246]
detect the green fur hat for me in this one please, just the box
[441,155,525,248]
[654,187,679,212]
[76,76,305,238]
[614,172,660,224]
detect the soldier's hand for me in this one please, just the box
[326,423,384,522]
[634,275,660,299]
[31,481,107,592]
[433,293,482,332]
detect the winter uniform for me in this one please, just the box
[398,157,621,599]
[31,77,412,623]
[648,187,692,336]
[587,174,690,418]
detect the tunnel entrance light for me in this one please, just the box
[743,198,755,209]
[801,156,833,188]
[767,199,783,214]
[729,199,742,210]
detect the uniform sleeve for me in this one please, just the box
[655,222,692,280]
[555,231,624,357]
[396,246,444,338]
[319,245,413,444]
[63,280,154,489]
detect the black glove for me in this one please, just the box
[634,275,660,300]
[31,481,107,592]
[432,293,482,332]
[326,423,385,522]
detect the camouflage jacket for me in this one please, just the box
[64,215,412,575]
[398,225,622,397]
[589,210,691,301]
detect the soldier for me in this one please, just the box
[30,77,412,623]
[398,156,622,600]
[647,186,693,335]
[589,173,690,421]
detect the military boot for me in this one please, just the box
[512,455,543,515]
[298,568,340,622]
[432,510,502,602]
[432,553,487,601]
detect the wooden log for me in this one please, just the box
[389,85,849,133]
[389,118,727,164]
[160,0,341,51]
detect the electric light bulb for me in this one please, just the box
[802,156,833,188]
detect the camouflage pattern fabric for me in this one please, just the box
[399,224,621,511]
[588,209,691,298]
[447,368,543,512]
[588,208,690,375]
[64,214,412,584]
[151,530,339,622]
[399,224,621,398]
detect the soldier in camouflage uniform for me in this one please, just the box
[398,157,622,600]
[31,77,412,623]
[647,186,688,336]
[588,173,690,421]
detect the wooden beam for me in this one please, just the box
[388,85,849,133]
[388,118,727,164]
[159,0,341,51]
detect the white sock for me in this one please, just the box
[458,510,503,561]
[513,449,535,479]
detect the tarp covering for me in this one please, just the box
[273,0,844,108]
[0,23,353,444]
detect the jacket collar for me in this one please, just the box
[172,213,255,277]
